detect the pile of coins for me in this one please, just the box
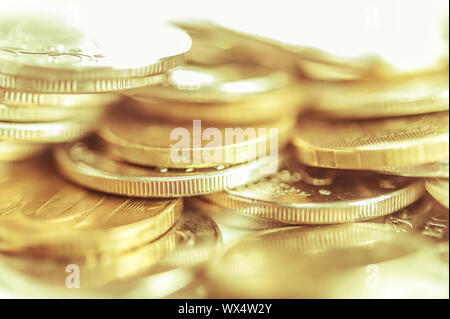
[0,13,449,299]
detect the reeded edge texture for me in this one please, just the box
[204,180,425,224]
[0,118,96,142]
[54,145,280,197]
[0,73,167,93]
[292,133,449,170]
[0,88,119,108]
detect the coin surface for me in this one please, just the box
[204,157,425,224]
[129,83,304,125]
[205,223,447,298]
[292,112,449,170]
[426,178,450,208]
[128,63,292,103]
[98,107,293,168]
[188,197,285,230]
[54,139,279,198]
[0,88,117,122]
[312,73,449,119]
[378,158,449,178]
[0,156,182,258]
[0,140,47,161]
[374,196,449,244]
[0,115,99,142]
[0,13,191,92]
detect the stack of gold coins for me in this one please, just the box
[0,12,224,296]
[0,11,448,299]
[53,28,307,199]
[0,13,191,162]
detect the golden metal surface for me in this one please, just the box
[0,115,100,142]
[188,197,285,230]
[378,158,449,178]
[54,140,279,197]
[293,112,449,170]
[426,178,450,208]
[129,83,304,125]
[98,107,293,168]
[0,156,182,258]
[312,73,449,119]
[0,140,47,161]
[205,224,448,298]
[0,13,191,92]
[205,156,425,224]
[129,63,292,103]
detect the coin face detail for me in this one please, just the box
[205,156,425,224]
[54,140,279,198]
[293,112,449,170]
[0,156,182,258]
[0,13,191,92]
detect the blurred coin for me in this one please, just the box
[0,156,182,258]
[129,84,303,125]
[0,88,117,122]
[378,158,449,178]
[0,209,220,293]
[205,156,424,224]
[128,63,292,103]
[205,223,448,298]
[0,115,101,143]
[188,197,285,230]
[54,139,279,198]
[0,140,47,161]
[426,178,450,208]
[0,13,191,92]
[98,108,293,168]
[293,112,449,170]
[0,88,118,108]
[312,73,449,119]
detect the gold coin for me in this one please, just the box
[426,178,449,208]
[0,156,182,258]
[312,73,449,119]
[292,112,449,170]
[0,115,99,143]
[0,88,118,122]
[128,63,292,103]
[377,158,449,178]
[0,209,219,292]
[204,156,424,224]
[129,83,304,125]
[188,197,285,230]
[0,140,47,161]
[373,196,449,244]
[0,13,191,92]
[296,58,369,81]
[54,139,279,198]
[205,223,446,298]
[0,88,118,108]
[0,226,177,289]
[98,108,294,168]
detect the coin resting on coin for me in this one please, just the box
[0,9,448,299]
